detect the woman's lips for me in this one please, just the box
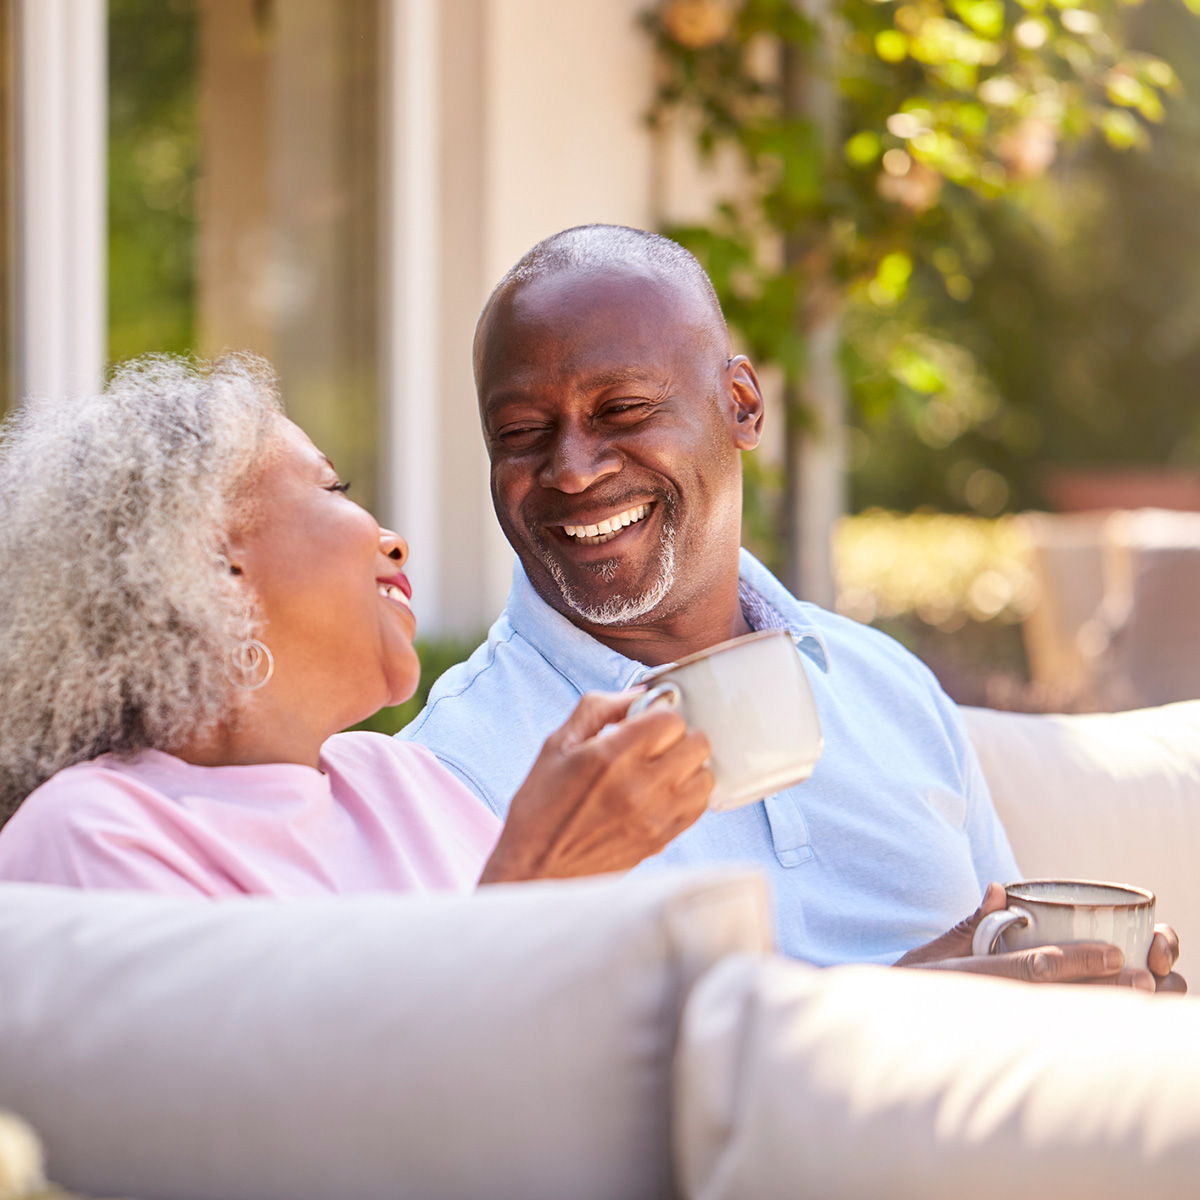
[376,571,413,610]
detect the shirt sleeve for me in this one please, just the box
[0,773,222,897]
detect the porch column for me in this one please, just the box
[381,0,442,631]
[16,0,106,401]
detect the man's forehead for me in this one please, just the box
[480,267,714,387]
[501,263,699,328]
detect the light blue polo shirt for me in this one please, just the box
[399,549,1019,965]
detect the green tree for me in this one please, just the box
[643,0,1190,591]
[848,0,1200,513]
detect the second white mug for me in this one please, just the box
[971,879,1156,971]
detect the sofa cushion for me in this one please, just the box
[962,701,1200,956]
[675,953,1200,1200]
[0,870,770,1200]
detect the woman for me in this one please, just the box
[0,355,712,895]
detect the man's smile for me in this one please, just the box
[559,502,654,546]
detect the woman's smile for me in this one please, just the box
[377,571,414,613]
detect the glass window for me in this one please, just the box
[108,0,199,362]
[108,0,382,512]
[196,0,382,511]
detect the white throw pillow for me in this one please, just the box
[675,953,1200,1200]
[962,701,1200,956]
[0,870,770,1200]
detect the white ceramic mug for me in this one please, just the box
[627,628,823,813]
[971,879,1156,971]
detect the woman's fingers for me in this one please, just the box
[606,704,691,759]
[484,690,715,885]
[555,690,639,748]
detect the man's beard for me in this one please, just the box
[533,501,678,627]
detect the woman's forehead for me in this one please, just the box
[244,418,329,504]
[267,418,327,470]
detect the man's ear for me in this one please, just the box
[727,355,765,450]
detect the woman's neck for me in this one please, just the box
[176,699,334,772]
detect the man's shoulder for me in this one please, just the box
[739,551,940,683]
[407,616,574,717]
[398,612,581,807]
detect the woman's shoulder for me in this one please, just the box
[0,753,175,883]
[320,732,500,833]
[13,753,161,816]
[319,731,455,784]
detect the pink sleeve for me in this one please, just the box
[0,772,222,897]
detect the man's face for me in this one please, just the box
[477,265,760,629]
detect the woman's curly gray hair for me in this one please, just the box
[0,354,284,822]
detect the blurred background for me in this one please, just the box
[3,0,1200,728]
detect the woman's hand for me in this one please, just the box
[478,691,713,884]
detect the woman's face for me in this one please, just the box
[229,417,420,731]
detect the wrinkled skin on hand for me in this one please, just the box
[895,882,1186,993]
[479,691,713,884]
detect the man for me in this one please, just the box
[401,224,1181,988]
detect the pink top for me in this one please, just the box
[0,733,501,898]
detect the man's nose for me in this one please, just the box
[380,528,409,566]
[538,428,621,494]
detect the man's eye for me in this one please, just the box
[497,427,547,448]
[605,401,654,421]
[327,481,352,494]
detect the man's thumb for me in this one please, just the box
[975,881,1009,923]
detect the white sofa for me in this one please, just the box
[2,701,1200,1200]
[963,699,1200,954]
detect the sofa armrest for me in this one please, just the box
[0,869,769,1200]
[962,701,1200,956]
[675,953,1200,1200]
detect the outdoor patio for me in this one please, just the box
[3,0,1200,1196]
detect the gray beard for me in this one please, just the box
[537,515,678,628]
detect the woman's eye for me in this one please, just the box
[327,480,352,494]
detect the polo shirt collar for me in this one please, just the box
[504,548,831,695]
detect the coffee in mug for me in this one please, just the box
[628,628,823,813]
[971,879,1156,971]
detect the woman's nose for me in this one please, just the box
[380,528,408,566]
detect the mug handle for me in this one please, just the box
[627,681,682,717]
[971,905,1032,957]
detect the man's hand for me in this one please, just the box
[894,882,1187,993]
[478,690,713,884]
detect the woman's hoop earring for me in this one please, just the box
[231,639,274,691]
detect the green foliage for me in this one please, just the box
[108,0,198,363]
[849,0,1200,511]
[346,636,483,737]
[648,0,1181,336]
[643,0,1195,529]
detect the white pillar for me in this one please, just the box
[16,0,106,401]
[381,0,442,631]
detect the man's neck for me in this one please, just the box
[565,574,752,667]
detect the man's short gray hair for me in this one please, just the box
[475,224,727,368]
[0,354,283,822]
